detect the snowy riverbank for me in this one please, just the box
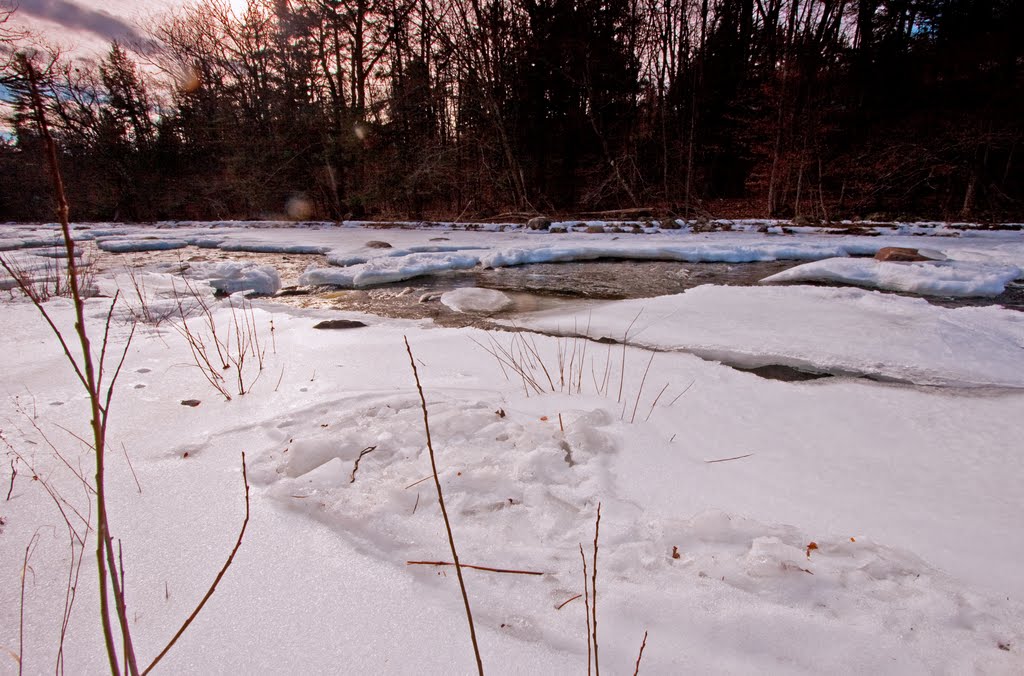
[1,221,1022,674]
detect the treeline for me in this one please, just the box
[1,0,1022,222]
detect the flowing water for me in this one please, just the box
[88,244,1024,325]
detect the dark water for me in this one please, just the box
[285,259,801,323]
[472,259,798,298]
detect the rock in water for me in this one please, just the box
[313,319,368,329]
[874,247,934,262]
[527,216,552,230]
[365,240,393,248]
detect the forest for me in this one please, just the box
[0,0,1021,222]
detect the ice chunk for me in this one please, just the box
[97,238,188,253]
[440,287,514,314]
[191,261,282,295]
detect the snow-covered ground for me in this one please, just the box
[1,220,1023,674]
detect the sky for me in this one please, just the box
[7,0,247,58]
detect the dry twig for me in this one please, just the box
[556,594,582,610]
[349,446,378,483]
[580,544,592,676]
[405,337,484,676]
[632,630,649,676]
[704,453,754,464]
[591,503,602,676]
[406,561,544,576]
[142,453,250,676]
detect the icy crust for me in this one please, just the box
[245,392,1022,673]
[513,285,1024,388]
[440,287,514,314]
[761,257,1022,297]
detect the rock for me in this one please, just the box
[585,225,606,234]
[181,399,201,407]
[275,286,310,297]
[874,246,936,262]
[660,220,681,230]
[365,240,392,248]
[313,319,368,329]
[527,216,552,230]
[865,212,890,222]
[549,225,567,233]
[792,215,821,226]
[429,237,450,241]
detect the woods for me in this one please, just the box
[1,0,1022,222]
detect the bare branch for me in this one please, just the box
[142,452,250,676]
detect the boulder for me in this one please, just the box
[585,225,606,234]
[313,319,368,330]
[365,240,392,248]
[527,216,552,230]
[874,247,935,262]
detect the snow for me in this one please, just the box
[440,288,514,314]
[761,257,1022,297]
[510,285,1024,388]
[2,220,1024,675]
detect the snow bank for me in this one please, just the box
[480,242,873,267]
[325,244,490,268]
[308,241,896,289]
[512,285,1024,388]
[300,251,482,287]
[440,287,513,314]
[761,257,1022,297]
[217,241,330,255]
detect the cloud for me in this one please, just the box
[14,0,147,45]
